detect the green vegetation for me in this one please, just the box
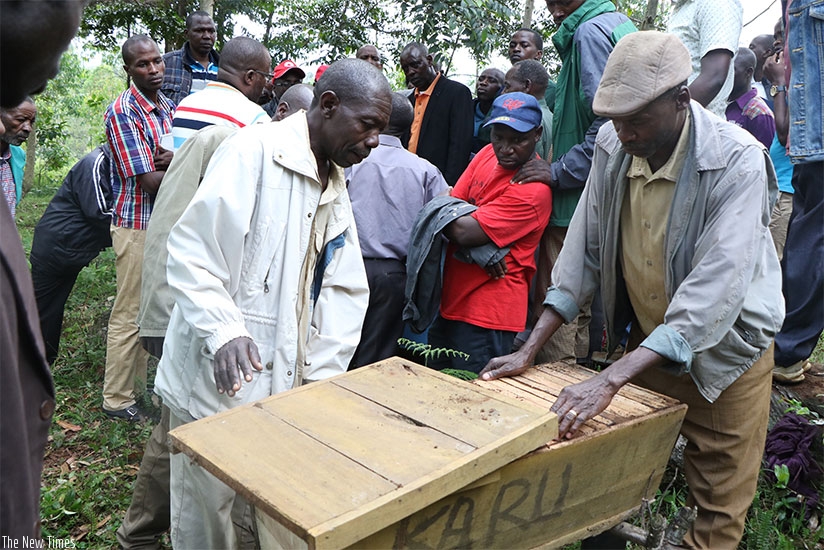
[16,192,159,547]
[17,165,823,548]
[10,0,823,539]
[398,337,471,366]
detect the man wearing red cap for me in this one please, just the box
[262,59,305,117]
[314,64,329,84]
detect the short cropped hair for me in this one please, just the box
[311,58,391,109]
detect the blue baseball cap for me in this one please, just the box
[483,92,542,132]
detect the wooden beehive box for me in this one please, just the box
[169,357,559,550]
[357,362,687,549]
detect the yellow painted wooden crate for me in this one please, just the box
[169,357,560,549]
[357,362,688,549]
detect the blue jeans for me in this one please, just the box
[427,315,515,374]
[774,161,824,366]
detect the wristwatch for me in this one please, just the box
[770,85,786,97]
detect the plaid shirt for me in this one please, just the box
[105,85,175,229]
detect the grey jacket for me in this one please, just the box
[404,196,508,333]
[544,102,784,402]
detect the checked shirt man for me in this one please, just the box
[102,35,175,421]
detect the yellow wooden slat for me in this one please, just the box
[308,412,558,549]
[169,404,397,536]
[332,359,547,448]
[171,358,559,550]
[256,381,476,486]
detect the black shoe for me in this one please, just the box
[103,404,146,422]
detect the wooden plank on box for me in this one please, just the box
[169,358,558,550]
[357,363,687,549]
[169,405,397,537]
[331,359,548,447]
[255,381,476,485]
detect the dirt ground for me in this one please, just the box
[782,361,824,416]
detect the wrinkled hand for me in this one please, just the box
[550,374,618,439]
[763,50,786,85]
[153,147,174,171]
[512,158,553,186]
[484,257,507,279]
[479,349,531,381]
[213,336,263,396]
[140,336,165,359]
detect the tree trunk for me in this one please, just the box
[201,0,214,16]
[21,127,36,198]
[641,0,660,30]
[522,0,535,28]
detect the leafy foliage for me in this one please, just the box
[742,474,824,549]
[80,0,194,52]
[74,0,673,80]
[33,49,124,185]
[77,0,527,73]
[398,337,470,366]
[441,368,479,381]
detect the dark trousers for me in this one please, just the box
[428,315,515,374]
[116,405,171,549]
[775,161,824,366]
[29,252,84,365]
[349,258,407,369]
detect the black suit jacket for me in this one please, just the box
[408,75,474,186]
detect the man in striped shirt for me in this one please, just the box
[102,34,175,421]
[170,36,271,151]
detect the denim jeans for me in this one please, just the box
[774,161,824,366]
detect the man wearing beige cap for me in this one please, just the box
[481,31,782,549]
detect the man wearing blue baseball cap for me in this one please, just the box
[428,92,552,373]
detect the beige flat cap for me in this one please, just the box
[593,31,692,117]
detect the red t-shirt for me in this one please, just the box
[440,145,552,331]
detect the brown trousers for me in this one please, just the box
[632,338,773,549]
[533,225,591,363]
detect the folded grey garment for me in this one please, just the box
[453,242,510,267]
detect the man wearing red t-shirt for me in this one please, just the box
[430,92,551,373]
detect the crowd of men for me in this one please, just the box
[1,0,822,548]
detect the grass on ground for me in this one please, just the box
[13,180,824,548]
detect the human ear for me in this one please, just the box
[319,91,340,118]
[275,101,289,121]
[675,86,691,110]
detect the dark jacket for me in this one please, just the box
[30,145,113,267]
[408,74,474,187]
[404,196,508,333]
[161,42,220,106]
[0,202,54,539]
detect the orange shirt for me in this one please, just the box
[408,72,441,154]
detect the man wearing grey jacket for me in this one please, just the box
[481,32,782,549]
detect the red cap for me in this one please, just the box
[273,60,306,80]
[314,64,329,83]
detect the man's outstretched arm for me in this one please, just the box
[481,305,668,439]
